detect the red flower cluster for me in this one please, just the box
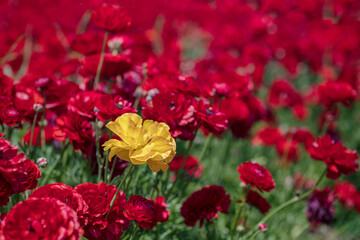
[181,185,230,227]
[307,135,359,179]
[124,195,169,229]
[169,155,203,179]
[237,162,275,192]
[0,197,83,240]
[0,136,41,207]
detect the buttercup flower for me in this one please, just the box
[237,162,275,192]
[103,113,176,172]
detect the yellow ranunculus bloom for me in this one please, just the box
[102,113,176,172]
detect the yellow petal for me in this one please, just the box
[147,160,168,172]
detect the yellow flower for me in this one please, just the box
[102,113,176,172]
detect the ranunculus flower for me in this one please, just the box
[0,153,41,193]
[67,91,102,120]
[169,155,203,179]
[75,182,129,240]
[0,197,83,240]
[241,190,271,214]
[181,185,230,227]
[307,135,359,179]
[0,175,12,207]
[0,97,22,127]
[103,113,176,172]
[334,181,358,209]
[306,187,336,227]
[124,195,170,229]
[81,53,132,78]
[252,126,283,146]
[197,99,228,136]
[317,81,357,108]
[96,94,137,122]
[53,113,94,156]
[237,162,275,192]
[142,92,199,140]
[30,183,89,226]
[91,4,131,32]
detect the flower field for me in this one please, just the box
[1,1,360,239]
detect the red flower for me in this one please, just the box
[334,181,358,209]
[0,138,19,160]
[237,162,275,192]
[23,126,54,146]
[317,81,357,108]
[81,53,132,78]
[239,190,271,214]
[0,175,12,207]
[307,135,359,179]
[91,4,131,32]
[0,153,41,193]
[169,155,203,179]
[30,183,89,226]
[96,94,137,122]
[252,126,283,146]
[68,91,102,120]
[53,113,94,156]
[13,84,43,122]
[197,99,228,136]
[0,97,21,127]
[75,182,129,240]
[142,92,199,140]
[180,185,230,227]
[0,198,83,240]
[124,195,170,229]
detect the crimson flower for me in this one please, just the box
[0,97,21,127]
[237,162,275,192]
[169,155,203,179]
[180,185,230,227]
[91,4,131,32]
[307,135,359,179]
[197,99,228,136]
[96,94,137,122]
[67,91,102,120]
[238,190,271,214]
[75,182,129,240]
[0,198,83,240]
[124,195,170,229]
[30,183,89,226]
[334,181,358,209]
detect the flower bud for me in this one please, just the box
[36,158,48,168]
[33,103,44,112]
[258,223,267,231]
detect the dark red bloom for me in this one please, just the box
[307,135,359,179]
[53,113,94,156]
[241,190,271,214]
[0,198,83,240]
[70,32,104,55]
[96,94,137,122]
[180,185,230,227]
[30,183,89,226]
[334,181,358,209]
[75,182,129,240]
[197,99,228,136]
[142,92,199,140]
[0,153,41,193]
[13,84,43,122]
[124,195,170,229]
[0,97,21,127]
[91,4,131,32]
[317,81,357,108]
[169,155,203,179]
[237,162,275,192]
[68,91,102,120]
[0,174,12,207]
[81,53,132,78]
[0,138,19,160]
[306,187,336,227]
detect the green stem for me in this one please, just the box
[108,159,117,182]
[93,31,109,90]
[245,168,327,239]
[104,154,109,183]
[130,224,138,240]
[231,185,250,236]
[95,119,103,183]
[106,163,134,217]
[41,142,70,185]
[27,110,40,157]
[165,139,195,199]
